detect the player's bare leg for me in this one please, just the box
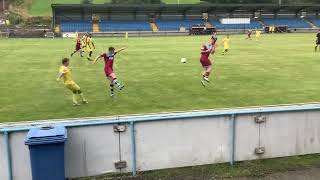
[203,66,212,82]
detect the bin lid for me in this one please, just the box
[25,126,67,146]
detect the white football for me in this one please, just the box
[181,58,187,63]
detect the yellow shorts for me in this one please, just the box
[85,46,93,52]
[65,83,80,92]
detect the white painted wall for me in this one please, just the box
[135,117,230,171]
[1,105,320,180]
[0,133,8,180]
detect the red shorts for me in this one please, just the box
[76,44,81,51]
[104,68,114,77]
[200,58,212,67]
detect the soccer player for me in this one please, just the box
[200,36,217,87]
[255,29,261,41]
[222,35,231,55]
[57,58,88,106]
[92,47,127,97]
[86,33,95,61]
[246,30,252,40]
[315,30,320,52]
[71,37,83,57]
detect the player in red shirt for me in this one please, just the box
[92,46,127,97]
[200,36,217,87]
[246,30,252,40]
[71,37,83,57]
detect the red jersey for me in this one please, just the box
[101,52,118,76]
[200,43,213,61]
[76,39,81,50]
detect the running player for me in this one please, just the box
[200,36,217,87]
[71,37,83,57]
[246,30,252,40]
[222,35,231,55]
[315,29,320,52]
[255,29,261,41]
[92,47,127,97]
[86,33,95,61]
[56,58,88,106]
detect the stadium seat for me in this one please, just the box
[262,18,311,28]
[310,18,320,27]
[60,20,93,32]
[99,20,151,32]
[156,19,204,31]
[210,19,262,30]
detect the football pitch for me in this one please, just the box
[0,33,319,123]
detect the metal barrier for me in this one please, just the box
[1,103,320,180]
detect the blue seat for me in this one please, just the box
[210,19,262,30]
[263,18,310,28]
[99,20,151,31]
[156,19,204,31]
[60,20,92,32]
[310,18,320,27]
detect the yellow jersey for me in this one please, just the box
[223,38,231,49]
[59,66,74,85]
[86,37,94,51]
[256,31,261,37]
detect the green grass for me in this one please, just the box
[29,0,110,16]
[0,34,320,122]
[75,154,320,179]
[29,0,201,16]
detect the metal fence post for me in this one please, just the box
[4,131,13,180]
[229,114,236,165]
[129,121,137,176]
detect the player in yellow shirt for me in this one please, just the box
[57,58,88,106]
[85,33,95,61]
[255,29,261,41]
[222,35,231,55]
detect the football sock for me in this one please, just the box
[205,72,210,78]
[113,79,122,89]
[79,93,86,102]
[315,46,318,52]
[110,84,114,94]
[72,94,78,104]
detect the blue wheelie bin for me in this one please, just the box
[25,126,67,180]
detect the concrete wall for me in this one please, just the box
[1,104,320,180]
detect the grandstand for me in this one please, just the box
[51,4,320,35]
[262,18,311,28]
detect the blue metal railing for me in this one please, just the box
[2,103,320,180]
